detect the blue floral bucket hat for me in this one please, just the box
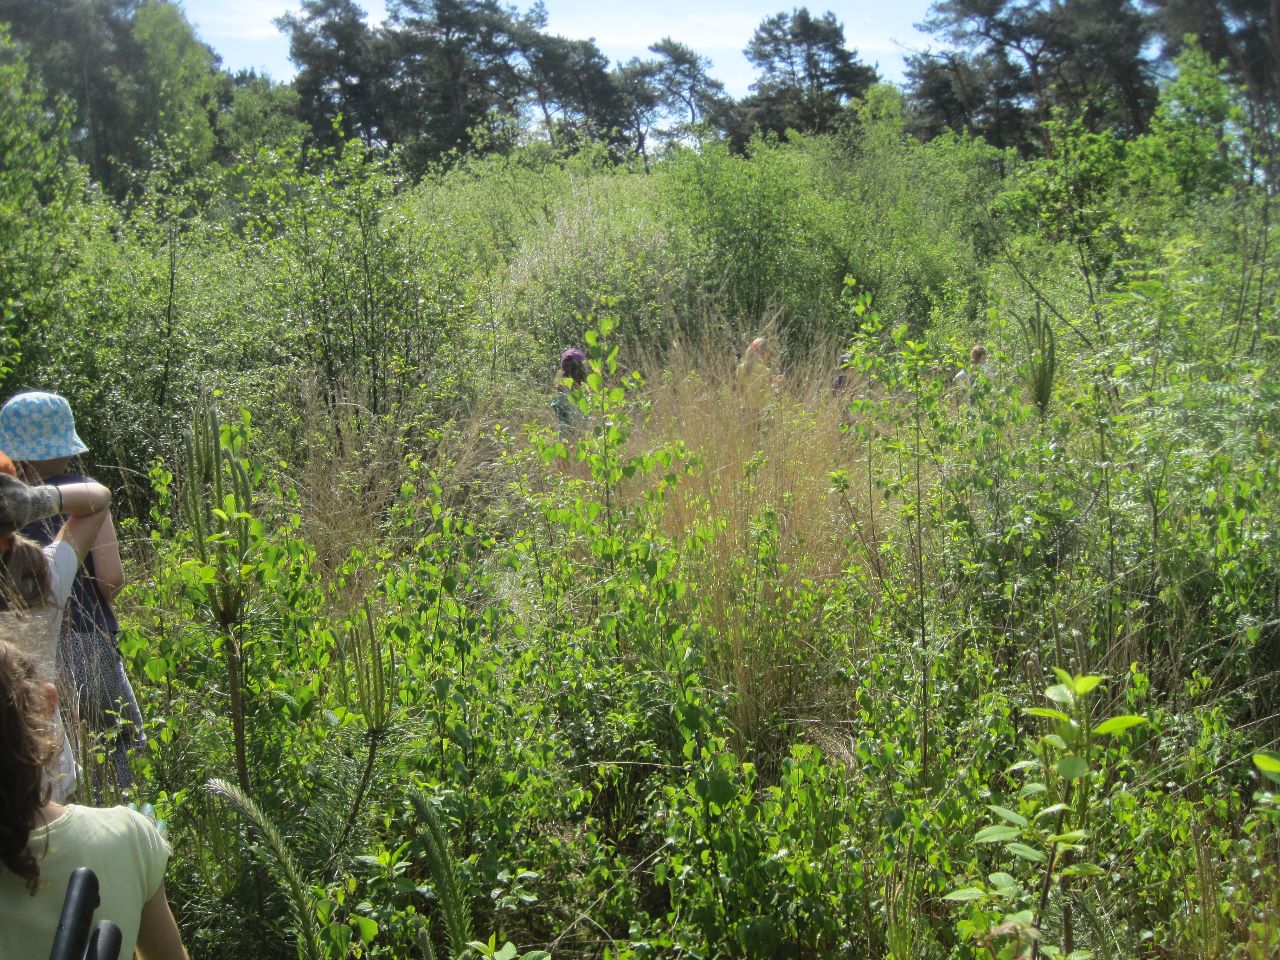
[0,391,89,461]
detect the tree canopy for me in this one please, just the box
[1,0,1276,186]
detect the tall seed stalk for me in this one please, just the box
[329,601,397,862]
[207,778,323,960]
[181,396,258,795]
[410,793,475,960]
[912,350,930,786]
[1022,303,1057,421]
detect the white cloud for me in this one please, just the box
[182,0,930,89]
[182,0,293,42]
[543,9,754,49]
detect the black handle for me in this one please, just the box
[88,920,123,960]
[49,867,99,960]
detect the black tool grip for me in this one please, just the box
[49,867,100,960]
[88,920,123,960]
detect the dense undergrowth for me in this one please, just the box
[4,29,1280,960]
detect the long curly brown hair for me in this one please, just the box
[0,639,55,892]
[0,450,53,612]
[0,535,53,611]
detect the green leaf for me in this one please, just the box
[944,887,988,901]
[1072,675,1105,697]
[1092,715,1148,736]
[988,872,1018,891]
[1047,829,1090,844]
[1253,751,1280,774]
[698,769,738,807]
[1060,862,1106,878]
[1026,707,1071,722]
[1057,755,1089,780]
[349,915,377,943]
[975,825,1021,843]
[1006,842,1048,863]
[1035,803,1070,820]
[1045,684,1075,706]
[987,805,1029,828]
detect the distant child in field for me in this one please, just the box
[552,348,588,440]
[832,351,853,395]
[0,448,112,802]
[953,344,991,398]
[0,639,188,960]
[736,336,782,414]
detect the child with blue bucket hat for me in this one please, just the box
[0,391,145,795]
[0,391,89,461]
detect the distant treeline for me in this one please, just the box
[2,0,1277,197]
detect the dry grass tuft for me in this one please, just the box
[624,330,878,760]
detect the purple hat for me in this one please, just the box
[559,348,586,387]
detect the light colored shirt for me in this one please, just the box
[0,805,171,960]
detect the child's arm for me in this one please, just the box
[136,883,189,960]
[51,481,111,564]
[88,509,124,604]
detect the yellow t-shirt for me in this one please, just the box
[0,805,171,960]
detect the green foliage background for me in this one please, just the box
[2,22,1279,960]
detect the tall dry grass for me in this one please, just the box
[625,330,880,761]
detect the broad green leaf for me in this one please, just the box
[1019,782,1048,799]
[1072,675,1105,697]
[975,824,1021,843]
[1058,755,1089,780]
[1253,751,1280,774]
[1006,842,1048,863]
[1035,803,1070,820]
[987,805,1029,828]
[988,872,1019,891]
[1026,707,1071,722]
[349,915,377,943]
[1060,863,1105,878]
[1047,829,1090,844]
[1045,684,1075,706]
[944,887,988,901]
[1092,715,1148,736]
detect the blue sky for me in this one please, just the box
[179,0,939,96]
